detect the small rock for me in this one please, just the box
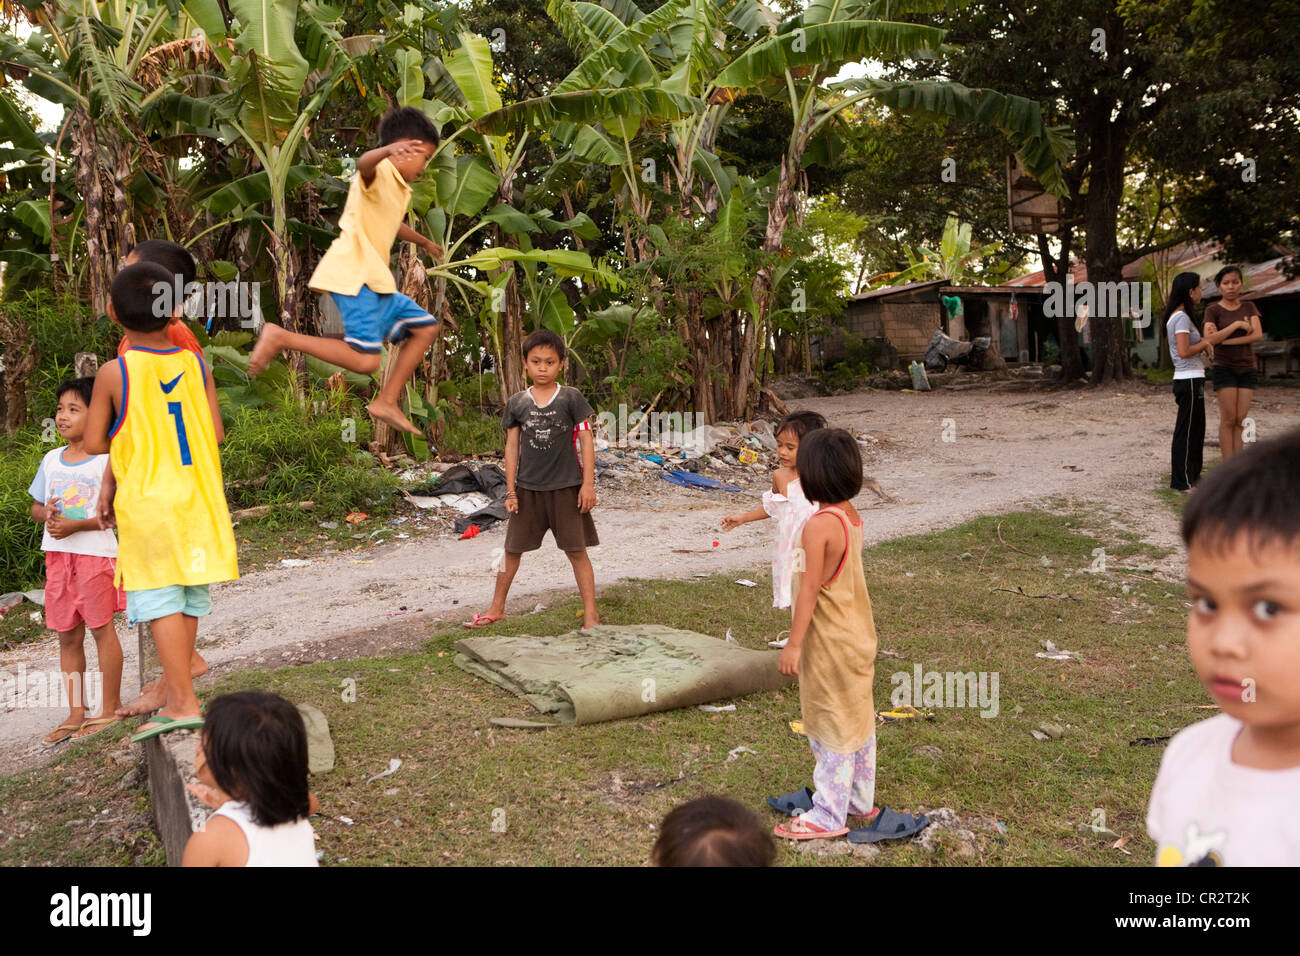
[117,768,140,790]
[915,745,944,758]
[1038,721,1066,738]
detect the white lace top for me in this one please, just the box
[762,477,818,609]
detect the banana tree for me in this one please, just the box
[709,0,1072,413]
[876,214,1004,286]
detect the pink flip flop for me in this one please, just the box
[774,818,850,841]
[462,613,504,629]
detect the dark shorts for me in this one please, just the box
[505,486,599,553]
[1211,366,1258,390]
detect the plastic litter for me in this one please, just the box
[908,361,931,391]
[735,579,758,588]
[660,469,742,493]
[738,448,760,465]
[1035,641,1077,660]
[338,816,355,825]
[365,758,402,784]
[697,704,736,713]
[279,559,312,568]
[459,525,481,540]
[318,521,338,529]
[725,745,757,762]
[345,512,367,524]
[725,628,738,643]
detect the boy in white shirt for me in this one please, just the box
[28,378,125,744]
[1146,426,1300,865]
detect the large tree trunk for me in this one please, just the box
[1083,116,1132,385]
[0,311,38,435]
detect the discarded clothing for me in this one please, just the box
[455,624,793,724]
[406,462,510,533]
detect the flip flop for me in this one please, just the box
[774,817,849,841]
[42,722,82,747]
[461,613,503,629]
[766,786,815,816]
[847,807,930,844]
[130,714,204,744]
[71,716,121,741]
[879,705,936,722]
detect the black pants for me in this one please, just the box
[1171,378,1205,490]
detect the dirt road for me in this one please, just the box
[4,381,1297,773]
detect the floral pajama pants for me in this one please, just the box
[799,735,877,831]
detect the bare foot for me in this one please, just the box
[191,652,208,679]
[367,397,421,435]
[116,682,166,717]
[248,323,285,376]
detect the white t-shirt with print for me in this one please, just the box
[27,448,118,558]
[1146,714,1300,866]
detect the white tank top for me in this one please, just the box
[211,800,319,867]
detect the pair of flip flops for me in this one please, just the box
[42,716,122,746]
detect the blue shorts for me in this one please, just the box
[126,584,211,625]
[329,286,437,354]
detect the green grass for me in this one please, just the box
[0,509,1197,866]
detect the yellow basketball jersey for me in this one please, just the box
[109,347,239,590]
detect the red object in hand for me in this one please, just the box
[459,525,481,540]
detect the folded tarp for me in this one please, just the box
[455,624,794,724]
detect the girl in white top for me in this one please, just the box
[1163,272,1249,492]
[722,411,826,611]
[183,692,319,867]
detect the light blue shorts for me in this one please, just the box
[330,286,437,354]
[126,584,212,625]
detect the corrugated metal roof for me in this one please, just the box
[849,278,947,302]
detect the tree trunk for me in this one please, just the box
[1038,230,1084,381]
[0,311,38,435]
[1084,117,1133,385]
[72,107,113,318]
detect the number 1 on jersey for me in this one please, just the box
[167,401,193,465]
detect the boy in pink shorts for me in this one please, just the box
[28,377,126,744]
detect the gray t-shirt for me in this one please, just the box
[502,385,595,491]
[1166,310,1204,380]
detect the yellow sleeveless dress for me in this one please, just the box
[792,505,877,752]
[109,347,239,590]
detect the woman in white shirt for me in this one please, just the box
[1164,273,1246,492]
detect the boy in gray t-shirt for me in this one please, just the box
[464,329,599,629]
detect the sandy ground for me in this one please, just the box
[4,380,1298,774]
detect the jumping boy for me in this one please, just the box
[28,378,126,744]
[85,261,239,743]
[248,105,444,436]
[1146,426,1300,865]
[464,329,599,629]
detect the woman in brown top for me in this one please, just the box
[775,429,878,841]
[1203,266,1264,460]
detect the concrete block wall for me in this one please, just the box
[882,302,940,360]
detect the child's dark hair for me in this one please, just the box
[522,328,565,360]
[1214,265,1243,287]
[56,377,94,408]
[110,261,175,333]
[129,239,196,287]
[776,410,827,442]
[202,692,311,828]
[796,427,863,504]
[652,796,774,867]
[379,106,441,147]
[1182,427,1300,556]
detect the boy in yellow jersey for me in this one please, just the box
[85,261,238,743]
[248,106,444,436]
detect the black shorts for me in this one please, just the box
[1212,366,1258,390]
[504,486,599,553]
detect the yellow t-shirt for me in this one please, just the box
[308,158,412,297]
[109,347,239,590]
